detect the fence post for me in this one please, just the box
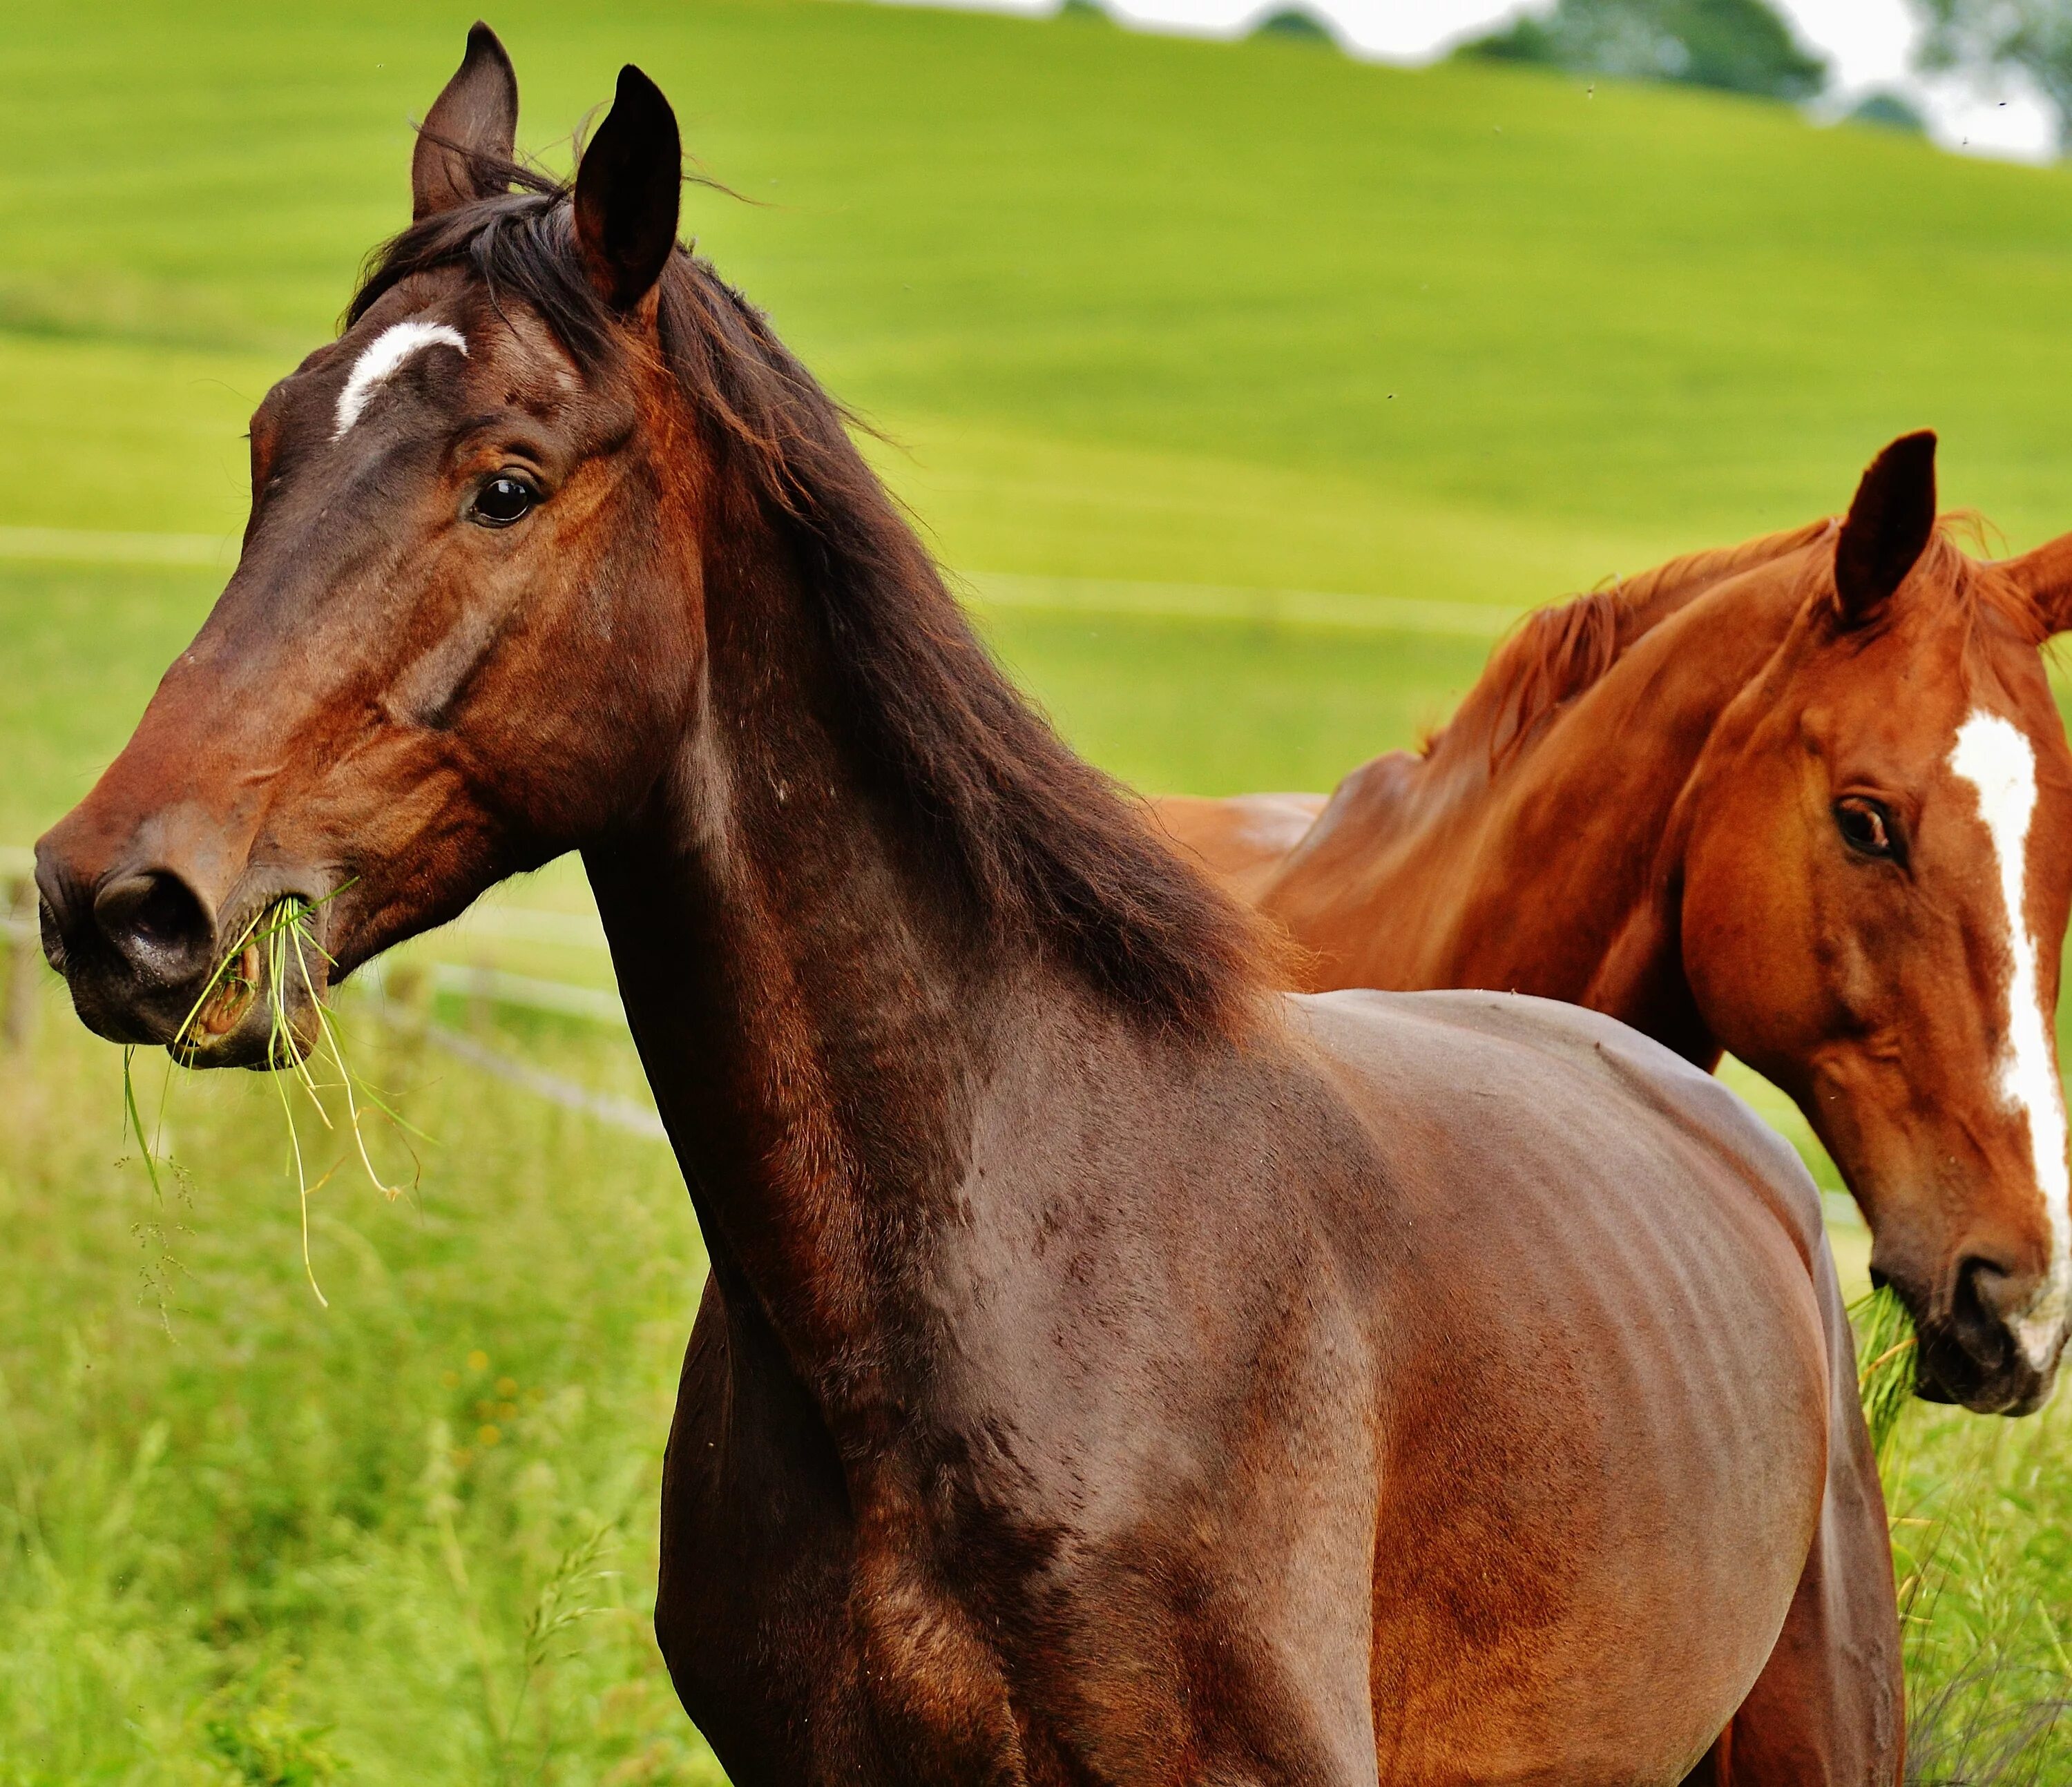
[466,957,495,1036]
[3,876,36,1059]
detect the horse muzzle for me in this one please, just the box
[35,834,329,1072]
[1903,1256,2064,1418]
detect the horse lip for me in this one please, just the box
[66,976,181,1050]
[171,966,325,1071]
[172,896,333,1072]
[2002,1376,2056,1418]
[55,940,204,1051]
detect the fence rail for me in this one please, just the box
[423,963,625,1025]
[405,1018,664,1141]
[0,847,1874,1224]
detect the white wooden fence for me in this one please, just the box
[0,847,1872,1221]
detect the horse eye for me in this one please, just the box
[470,474,538,528]
[1834,798,1897,860]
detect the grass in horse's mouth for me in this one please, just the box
[1853,1282,1918,1465]
[121,891,416,1308]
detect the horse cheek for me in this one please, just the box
[1680,804,1823,1079]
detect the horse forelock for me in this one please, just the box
[347,158,1273,1041]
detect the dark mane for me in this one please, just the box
[349,160,1266,1038]
[1426,519,1835,773]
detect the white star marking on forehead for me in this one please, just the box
[332,319,469,440]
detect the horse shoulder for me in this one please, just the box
[855,1019,1394,1777]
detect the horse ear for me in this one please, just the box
[1999,532,2072,636]
[573,66,682,311]
[1832,430,1937,626]
[412,23,519,222]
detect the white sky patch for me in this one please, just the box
[1950,710,2072,1371]
[881,0,2058,162]
[332,320,469,441]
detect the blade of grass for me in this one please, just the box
[290,918,415,1199]
[120,881,420,1306]
[1852,1282,1918,1471]
[119,1045,166,1204]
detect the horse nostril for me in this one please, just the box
[1952,1254,2039,1342]
[92,871,215,981]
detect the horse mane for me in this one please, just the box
[1428,518,1836,772]
[347,159,1266,1039]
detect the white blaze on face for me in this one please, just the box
[1949,709,2072,1370]
[332,319,469,440]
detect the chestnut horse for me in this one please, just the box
[1160,440,2072,1419]
[35,32,1899,1784]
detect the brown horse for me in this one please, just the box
[35,32,1899,1783]
[1160,441,2072,1420]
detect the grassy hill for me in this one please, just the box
[6,1,2072,1779]
[12,0,2072,819]
[14,0,2072,557]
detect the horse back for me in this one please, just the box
[1150,791,1325,901]
[1296,988,1844,1782]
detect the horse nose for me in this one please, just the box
[1953,1251,2053,1364]
[88,868,218,989]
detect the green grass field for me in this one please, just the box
[6,0,2072,1777]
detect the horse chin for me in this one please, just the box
[1911,1319,2054,1418]
[174,987,325,1073]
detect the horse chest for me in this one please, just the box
[659,1304,1289,1781]
[655,1282,1059,1784]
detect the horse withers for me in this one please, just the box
[34,32,1900,1783]
[1161,438,2072,1419]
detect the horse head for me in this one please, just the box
[1678,432,2072,1414]
[34,30,700,1067]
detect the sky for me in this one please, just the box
[892,0,2060,160]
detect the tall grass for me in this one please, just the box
[1857,1283,1919,1467]
[1832,1284,2072,1781]
[0,959,2064,1778]
[1888,1413,2072,1781]
[0,977,725,1784]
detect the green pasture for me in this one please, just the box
[6,0,2072,1776]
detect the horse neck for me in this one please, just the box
[582,528,1023,1436]
[1309,554,1814,1054]
[1502,559,1816,1033]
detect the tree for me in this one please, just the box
[1461,0,1828,104]
[1912,0,2072,151]
[1251,8,1337,47]
[1847,90,1929,133]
